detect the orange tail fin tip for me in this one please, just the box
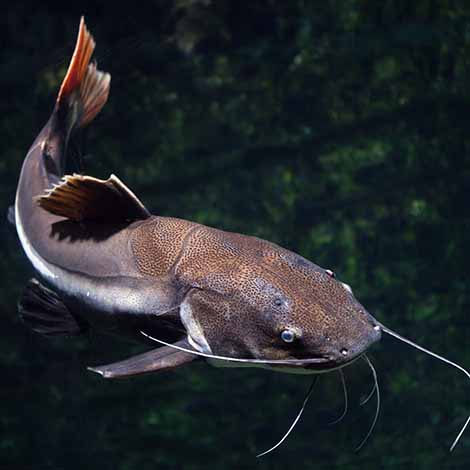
[57,16,111,127]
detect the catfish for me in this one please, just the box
[13,17,470,455]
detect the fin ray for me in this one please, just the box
[36,173,150,223]
[18,279,85,336]
[56,16,110,129]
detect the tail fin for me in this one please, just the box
[56,17,110,129]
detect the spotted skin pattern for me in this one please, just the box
[130,216,380,367]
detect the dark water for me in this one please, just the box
[2,2,470,469]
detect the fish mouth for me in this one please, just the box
[265,354,336,370]
[270,353,361,373]
[303,355,360,372]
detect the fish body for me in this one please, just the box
[15,18,381,378]
[13,17,470,454]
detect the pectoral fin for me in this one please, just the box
[36,173,150,223]
[87,339,197,378]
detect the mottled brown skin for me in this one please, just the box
[128,216,381,368]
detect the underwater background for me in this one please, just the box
[2,1,470,469]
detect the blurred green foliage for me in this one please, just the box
[1,1,470,469]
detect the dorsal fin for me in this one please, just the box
[36,173,151,223]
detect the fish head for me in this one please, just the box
[180,233,381,372]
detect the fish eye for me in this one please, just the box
[326,269,335,278]
[274,297,283,307]
[280,329,296,343]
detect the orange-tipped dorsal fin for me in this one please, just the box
[57,17,110,128]
[36,174,150,223]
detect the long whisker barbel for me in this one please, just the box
[360,374,377,407]
[141,331,325,457]
[355,355,380,452]
[329,369,349,426]
[142,324,470,454]
[379,323,470,451]
[256,376,318,458]
[140,331,330,366]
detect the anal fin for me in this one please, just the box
[36,173,150,223]
[88,339,197,378]
[18,279,85,336]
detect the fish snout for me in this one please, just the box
[332,315,382,365]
